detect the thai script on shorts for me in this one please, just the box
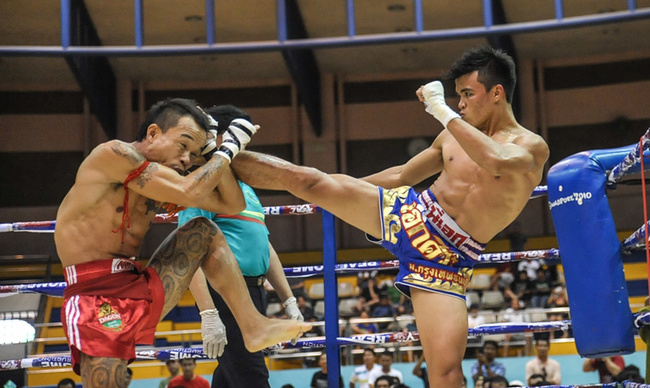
[407,263,470,288]
[400,202,458,266]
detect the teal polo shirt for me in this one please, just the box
[178,181,270,277]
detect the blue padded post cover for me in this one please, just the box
[547,145,638,357]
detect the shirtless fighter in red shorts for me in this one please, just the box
[54,98,310,387]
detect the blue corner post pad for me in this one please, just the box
[547,144,647,357]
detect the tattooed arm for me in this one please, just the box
[89,140,244,213]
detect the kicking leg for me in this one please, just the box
[80,353,129,388]
[411,288,468,388]
[198,228,311,351]
[147,216,218,316]
[232,151,383,238]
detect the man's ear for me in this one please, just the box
[492,84,505,102]
[147,123,160,140]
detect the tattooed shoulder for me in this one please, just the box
[110,141,145,166]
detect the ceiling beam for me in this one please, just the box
[280,0,322,136]
[64,0,117,139]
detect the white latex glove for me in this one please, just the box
[199,309,227,358]
[421,80,461,128]
[283,296,304,345]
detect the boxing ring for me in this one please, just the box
[3,131,650,387]
[3,0,650,385]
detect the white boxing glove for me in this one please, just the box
[215,118,258,162]
[199,309,227,358]
[421,80,460,128]
[283,296,304,345]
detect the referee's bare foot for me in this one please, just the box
[244,318,312,352]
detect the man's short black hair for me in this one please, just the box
[528,373,550,387]
[374,375,399,386]
[445,46,517,103]
[484,375,509,387]
[57,378,76,388]
[483,339,499,350]
[205,104,252,135]
[535,337,550,346]
[135,98,210,141]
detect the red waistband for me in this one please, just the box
[64,258,141,285]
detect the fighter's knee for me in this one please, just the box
[439,366,465,387]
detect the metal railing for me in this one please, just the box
[1,0,649,56]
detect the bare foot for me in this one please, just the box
[243,317,312,352]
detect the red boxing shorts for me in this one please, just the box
[61,258,165,374]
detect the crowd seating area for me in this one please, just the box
[1,251,648,386]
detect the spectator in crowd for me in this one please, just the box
[372,375,397,388]
[489,267,514,295]
[504,270,534,306]
[411,353,429,388]
[499,298,530,356]
[381,278,399,305]
[530,268,552,308]
[396,294,414,316]
[288,277,308,300]
[297,294,315,320]
[350,348,382,388]
[368,353,403,387]
[583,357,625,383]
[467,304,486,346]
[483,375,508,388]
[168,359,210,388]
[517,258,541,282]
[468,304,486,329]
[471,340,506,385]
[546,285,569,316]
[159,360,181,388]
[525,338,561,385]
[614,364,644,383]
[372,294,398,330]
[304,315,325,337]
[356,271,381,313]
[546,284,571,339]
[311,353,344,388]
[57,378,76,388]
[351,309,379,334]
[382,277,413,316]
[528,373,553,386]
[490,223,527,302]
